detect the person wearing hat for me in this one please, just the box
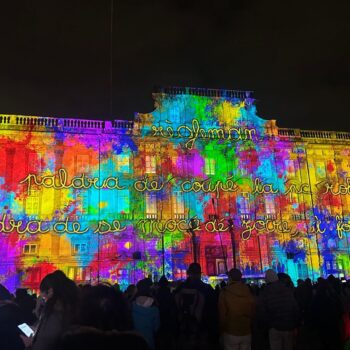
[218,268,255,350]
[258,269,299,350]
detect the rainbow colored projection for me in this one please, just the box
[0,86,349,291]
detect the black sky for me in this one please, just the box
[0,0,349,131]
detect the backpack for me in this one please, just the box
[175,288,205,337]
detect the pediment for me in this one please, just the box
[135,87,274,146]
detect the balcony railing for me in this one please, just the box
[1,113,349,141]
[278,127,350,141]
[0,114,133,133]
[154,86,253,99]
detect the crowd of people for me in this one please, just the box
[0,263,350,350]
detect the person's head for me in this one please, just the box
[40,270,68,301]
[39,270,78,316]
[305,278,312,287]
[265,269,278,284]
[15,288,29,299]
[327,274,341,294]
[136,278,153,297]
[125,284,137,300]
[228,268,242,282]
[278,272,294,288]
[316,277,328,292]
[0,284,12,301]
[79,284,130,331]
[158,275,169,288]
[187,263,201,280]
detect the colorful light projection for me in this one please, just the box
[0,87,349,291]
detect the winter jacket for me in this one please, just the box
[132,296,160,350]
[32,301,72,350]
[32,310,66,350]
[218,281,255,336]
[0,301,25,350]
[258,281,300,331]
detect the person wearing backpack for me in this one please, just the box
[174,263,217,350]
[218,268,255,350]
[132,278,160,350]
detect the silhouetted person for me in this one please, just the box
[154,276,176,350]
[0,284,25,350]
[219,268,255,350]
[277,273,294,289]
[21,270,79,350]
[15,288,36,325]
[174,262,218,350]
[295,279,312,322]
[132,278,160,350]
[124,284,137,303]
[310,278,343,350]
[258,269,299,350]
[79,283,131,331]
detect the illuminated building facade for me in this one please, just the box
[0,87,349,291]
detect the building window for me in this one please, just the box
[172,156,184,171]
[25,189,40,216]
[116,154,130,173]
[104,189,130,217]
[145,155,156,174]
[28,152,41,173]
[265,195,276,215]
[237,193,250,215]
[172,191,185,218]
[78,190,90,215]
[26,267,41,283]
[145,193,157,218]
[246,238,255,249]
[297,263,308,279]
[72,243,88,255]
[101,237,115,257]
[284,159,295,177]
[239,167,248,177]
[67,266,91,282]
[288,192,299,205]
[315,161,326,179]
[116,189,130,214]
[76,154,90,173]
[216,259,226,275]
[238,158,251,177]
[23,244,38,255]
[205,158,216,176]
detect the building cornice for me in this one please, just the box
[1,114,349,144]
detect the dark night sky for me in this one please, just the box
[0,0,349,131]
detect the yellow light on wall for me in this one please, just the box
[124,241,132,249]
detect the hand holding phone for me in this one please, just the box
[18,323,34,337]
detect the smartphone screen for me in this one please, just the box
[18,323,34,337]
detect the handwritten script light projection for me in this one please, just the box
[20,168,126,193]
[0,88,349,291]
[151,118,257,149]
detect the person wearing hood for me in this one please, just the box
[218,268,255,350]
[132,278,160,350]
